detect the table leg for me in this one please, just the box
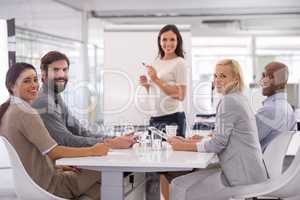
[101,171,124,200]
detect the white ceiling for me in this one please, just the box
[0,0,299,43]
[56,0,300,12]
[0,0,83,40]
[59,0,300,33]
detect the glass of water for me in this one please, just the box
[140,134,151,152]
[166,125,178,137]
[152,138,162,151]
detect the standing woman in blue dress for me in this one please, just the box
[139,24,188,137]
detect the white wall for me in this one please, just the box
[0,19,10,169]
[103,25,191,126]
[0,20,9,104]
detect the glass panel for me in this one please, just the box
[15,28,104,123]
[256,36,300,83]
[192,36,253,114]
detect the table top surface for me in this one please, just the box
[56,143,216,170]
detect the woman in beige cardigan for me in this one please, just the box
[0,62,108,200]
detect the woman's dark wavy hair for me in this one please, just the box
[157,24,184,59]
[0,62,36,124]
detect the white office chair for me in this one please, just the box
[0,136,68,200]
[233,145,300,199]
[210,145,300,200]
[263,131,294,179]
[0,138,17,198]
[205,131,296,200]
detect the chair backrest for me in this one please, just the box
[268,145,300,198]
[0,136,67,200]
[263,131,294,179]
[0,139,10,169]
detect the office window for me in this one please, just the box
[88,44,104,123]
[192,37,253,114]
[15,27,81,78]
[15,27,103,123]
[256,36,300,83]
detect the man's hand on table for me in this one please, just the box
[104,134,137,149]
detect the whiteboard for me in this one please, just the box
[103,25,191,126]
[0,19,9,104]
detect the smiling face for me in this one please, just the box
[213,64,238,95]
[260,69,275,96]
[11,69,39,103]
[260,62,288,97]
[159,30,178,58]
[42,59,69,93]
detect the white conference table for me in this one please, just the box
[56,144,217,200]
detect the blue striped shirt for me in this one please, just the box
[256,92,296,152]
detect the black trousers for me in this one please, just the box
[149,112,186,138]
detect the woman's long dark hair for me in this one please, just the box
[157,24,184,59]
[0,62,36,124]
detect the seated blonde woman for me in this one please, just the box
[0,62,109,200]
[166,59,268,200]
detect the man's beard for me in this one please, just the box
[262,85,276,97]
[47,78,68,93]
[54,78,68,93]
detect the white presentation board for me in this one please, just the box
[0,19,9,105]
[103,25,191,126]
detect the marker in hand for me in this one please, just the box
[142,62,147,67]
